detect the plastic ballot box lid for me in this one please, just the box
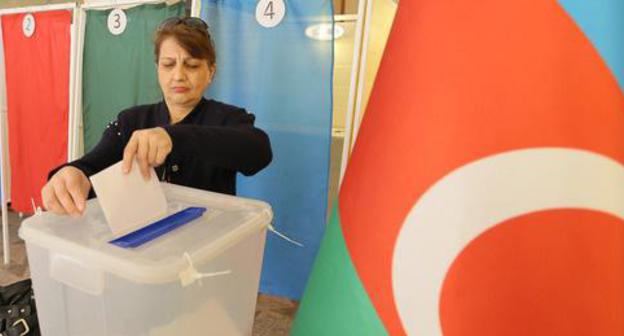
[19,183,273,286]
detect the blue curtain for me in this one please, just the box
[558,0,624,91]
[200,0,333,299]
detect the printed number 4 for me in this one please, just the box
[264,1,275,20]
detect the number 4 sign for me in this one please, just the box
[108,8,128,36]
[256,0,285,28]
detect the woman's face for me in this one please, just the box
[157,37,215,109]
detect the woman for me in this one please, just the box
[41,17,272,217]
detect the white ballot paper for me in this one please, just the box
[89,160,167,237]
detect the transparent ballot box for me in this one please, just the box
[19,183,272,336]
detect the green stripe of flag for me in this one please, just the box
[291,205,388,335]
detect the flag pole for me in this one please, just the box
[339,0,372,186]
[0,18,8,265]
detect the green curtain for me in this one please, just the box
[82,2,184,151]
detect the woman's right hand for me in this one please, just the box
[41,166,91,217]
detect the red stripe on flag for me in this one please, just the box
[440,209,624,335]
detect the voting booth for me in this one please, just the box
[19,183,272,335]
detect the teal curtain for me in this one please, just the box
[82,2,184,151]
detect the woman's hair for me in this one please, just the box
[153,17,216,67]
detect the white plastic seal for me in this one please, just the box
[268,224,303,247]
[31,198,42,215]
[179,252,231,287]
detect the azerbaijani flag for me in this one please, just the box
[292,0,624,335]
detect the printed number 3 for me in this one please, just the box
[108,9,127,35]
[113,14,121,29]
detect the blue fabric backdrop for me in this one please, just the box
[200,0,333,299]
[558,0,624,91]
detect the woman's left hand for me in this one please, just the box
[122,127,172,180]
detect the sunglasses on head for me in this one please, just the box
[158,17,209,32]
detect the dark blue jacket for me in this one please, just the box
[50,98,272,195]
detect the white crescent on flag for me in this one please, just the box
[393,148,624,335]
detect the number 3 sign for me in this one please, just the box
[256,0,285,28]
[108,8,127,36]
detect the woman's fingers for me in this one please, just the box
[136,134,151,180]
[123,128,173,179]
[148,137,159,166]
[48,193,66,215]
[52,180,79,216]
[41,167,91,216]
[67,178,87,213]
[155,146,168,166]
[41,184,66,215]
[123,131,151,181]
[122,133,139,174]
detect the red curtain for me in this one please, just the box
[2,11,71,213]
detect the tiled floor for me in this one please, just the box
[253,294,299,336]
[0,211,298,335]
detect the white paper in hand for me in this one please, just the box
[90,160,167,237]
